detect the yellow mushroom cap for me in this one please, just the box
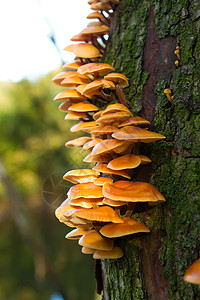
[93,246,124,259]
[101,103,131,115]
[68,182,103,199]
[83,153,112,163]
[53,89,87,101]
[81,246,96,254]
[69,197,103,208]
[102,180,166,203]
[65,137,92,148]
[104,73,129,88]
[138,155,152,164]
[68,102,99,112]
[92,163,131,179]
[100,217,150,238]
[81,80,103,96]
[65,228,88,239]
[78,229,114,250]
[64,111,89,120]
[164,88,171,94]
[52,71,77,85]
[184,258,200,284]
[90,124,118,135]
[78,62,114,76]
[70,121,97,133]
[80,25,109,35]
[74,206,123,223]
[112,126,166,143]
[119,116,150,127]
[92,177,113,186]
[73,43,100,58]
[83,138,103,150]
[96,111,131,124]
[91,139,132,156]
[63,61,82,70]
[107,154,142,170]
[103,198,128,207]
[63,169,100,184]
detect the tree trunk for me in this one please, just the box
[101,0,200,299]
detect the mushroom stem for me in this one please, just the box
[115,208,121,217]
[125,203,136,218]
[115,86,129,107]
[91,36,105,54]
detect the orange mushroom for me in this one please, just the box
[184,258,200,284]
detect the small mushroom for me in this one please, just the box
[93,246,124,259]
[164,88,172,102]
[184,258,200,284]
[63,169,100,184]
[100,217,150,238]
[78,229,114,250]
[68,182,103,199]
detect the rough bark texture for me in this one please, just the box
[101,0,200,299]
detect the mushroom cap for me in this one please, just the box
[184,259,200,284]
[91,139,132,156]
[100,217,150,238]
[78,229,114,250]
[101,103,131,115]
[107,154,142,170]
[92,163,131,179]
[68,182,103,199]
[65,137,92,148]
[68,102,99,112]
[54,89,87,101]
[92,177,113,186]
[91,2,112,12]
[138,155,152,164]
[80,25,109,35]
[52,71,77,85]
[70,121,97,133]
[112,126,166,143]
[93,110,103,120]
[61,75,90,87]
[65,228,88,239]
[81,246,95,254]
[63,169,100,184]
[119,116,150,127]
[101,79,116,89]
[81,80,103,96]
[93,246,124,259]
[87,11,106,20]
[63,61,82,70]
[68,197,103,208]
[78,62,114,76]
[74,206,123,223]
[70,33,91,42]
[96,111,131,124]
[64,111,89,120]
[90,124,118,135]
[59,101,75,112]
[73,43,100,58]
[103,198,128,207]
[102,181,166,203]
[83,153,112,163]
[104,73,129,88]
[164,88,171,94]
[83,138,103,150]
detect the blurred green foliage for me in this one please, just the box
[0,71,97,300]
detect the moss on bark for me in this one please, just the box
[101,0,200,299]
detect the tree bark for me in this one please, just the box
[101,0,200,299]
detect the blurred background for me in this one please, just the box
[0,0,100,299]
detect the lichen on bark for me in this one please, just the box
[101,0,200,299]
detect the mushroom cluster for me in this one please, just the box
[52,1,166,260]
